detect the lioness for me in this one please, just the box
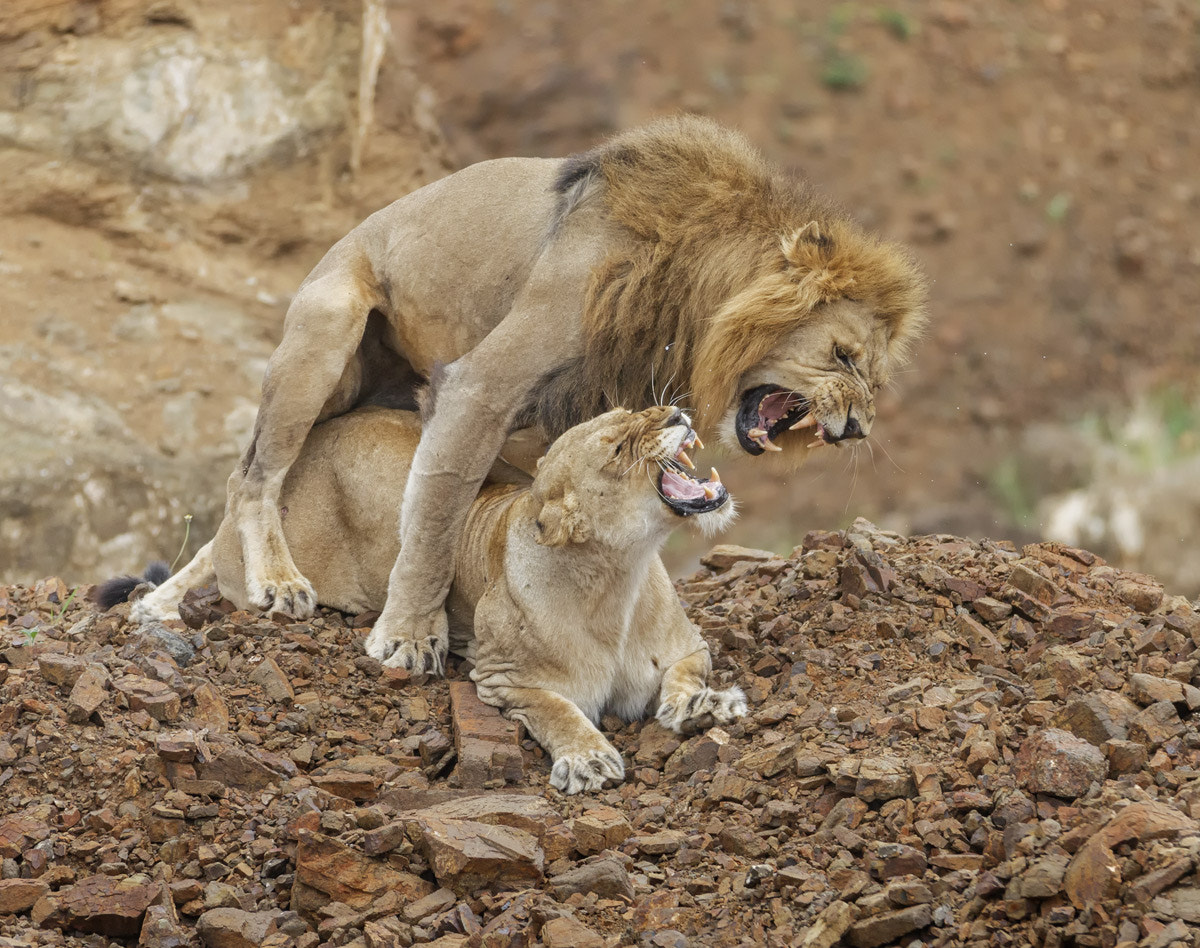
[119,405,745,793]
[197,114,927,674]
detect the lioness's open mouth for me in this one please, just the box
[735,384,822,455]
[658,428,729,517]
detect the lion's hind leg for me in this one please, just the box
[131,540,217,624]
[478,684,625,795]
[229,268,378,618]
[656,647,748,733]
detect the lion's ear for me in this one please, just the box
[781,220,824,267]
[535,491,589,547]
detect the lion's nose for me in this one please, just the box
[665,407,684,427]
[828,412,866,443]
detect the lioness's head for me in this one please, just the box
[531,406,734,549]
[694,219,928,461]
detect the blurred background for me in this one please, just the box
[1,0,1198,594]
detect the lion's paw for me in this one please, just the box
[656,685,748,733]
[247,572,317,619]
[365,611,449,675]
[550,745,626,795]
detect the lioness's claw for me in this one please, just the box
[249,574,317,619]
[551,746,625,794]
[657,685,748,733]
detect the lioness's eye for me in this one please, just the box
[834,345,854,369]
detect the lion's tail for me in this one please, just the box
[90,561,171,610]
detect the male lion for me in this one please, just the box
[113,405,745,793]
[177,114,927,674]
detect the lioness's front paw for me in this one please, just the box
[247,572,317,619]
[656,685,748,733]
[365,610,449,675]
[550,745,626,795]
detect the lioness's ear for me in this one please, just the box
[535,491,589,547]
[781,220,824,267]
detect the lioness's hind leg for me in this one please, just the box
[230,269,377,618]
[131,540,217,624]
[656,648,748,733]
[476,683,625,795]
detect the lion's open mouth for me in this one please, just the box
[657,429,728,517]
[735,384,823,455]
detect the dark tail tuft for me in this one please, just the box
[89,561,171,610]
[143,561,171,586]
[90,575,143,610]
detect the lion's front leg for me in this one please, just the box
[656,646,748,733]
[478,683,625,795]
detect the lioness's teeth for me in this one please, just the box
[693,435,704,450]
[747,427,767,440]
[703,484,718,500]
[710,467,721,485]
[759,437,782,453]
[676,449,695,469]
[808,438,825,449]
[790,413,816,430]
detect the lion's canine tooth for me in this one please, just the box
[693,435,704,450]
[760,438,782,453]
[702,484,718,500]
[676,449,694,469]
[790,413,816,430]
[709,467,721,485]
[747,427,767,440]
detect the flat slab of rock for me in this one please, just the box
[407,816,544,894]
[448,681,522,788]
[0,878,49,914]
[292,830,432,919]
[196,907,281,948]
[35,873,159,938]
[846,904,932,948]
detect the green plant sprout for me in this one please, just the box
[170,513,194,574]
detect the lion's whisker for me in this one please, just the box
[868,436,905,474]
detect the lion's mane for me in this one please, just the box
[528,115,928,437]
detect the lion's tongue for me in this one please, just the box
[759,391,803,426]
[662,470,706,502]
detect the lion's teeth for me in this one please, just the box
[703,484,718,500]
[790,413,816,430]
[710,467,721,485]
[747,427,767,440]
[760,437,782,453]
[693,435,704,450]
[676,449,694,469]
[808,438,825,449]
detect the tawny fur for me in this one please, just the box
[138,406,747,794]
[216,114,928,675]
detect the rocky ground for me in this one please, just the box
[2,522,1200,947]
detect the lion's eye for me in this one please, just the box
[834,345,855,369]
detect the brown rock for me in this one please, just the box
[66,664,110,723]
[571,806,633,855]
[139,902,187,948]
[113,675,181,722]
[37,873,159,938]
[541,916,604,948]
[633,830,685,856]
[407,817,543,893]
[846,904,932,948]
[1102,739,1148,774]
[0,878,49,914]
[249,656,294,705]
[701,544,777,570]
[1114,578,1163,613]
[1014,728,1106,799]
[718,826,768,858]
[310,771,380,802]
[871,843,928,879]
[196,908,281,948]
[1162,887,1200,923]
[1065,802,1196,908]
[1018,853,1069,898]
[292,831,432,919]
[0,814,51,858]
[1128,673,1185,706]
[37,653,86,688]
[190,682,230,731]
[402,887,456,923]
[448,681,522,788]
[196,747,281,792]
[1128,701,1184,746]
[799,900,859,948]
[853,757,916,803]
[1055,691,1138,746]
[972,597,1012,622]
[548,856,634,902]
[1005,563,1059,605]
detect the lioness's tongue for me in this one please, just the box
[662,470,706,501]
